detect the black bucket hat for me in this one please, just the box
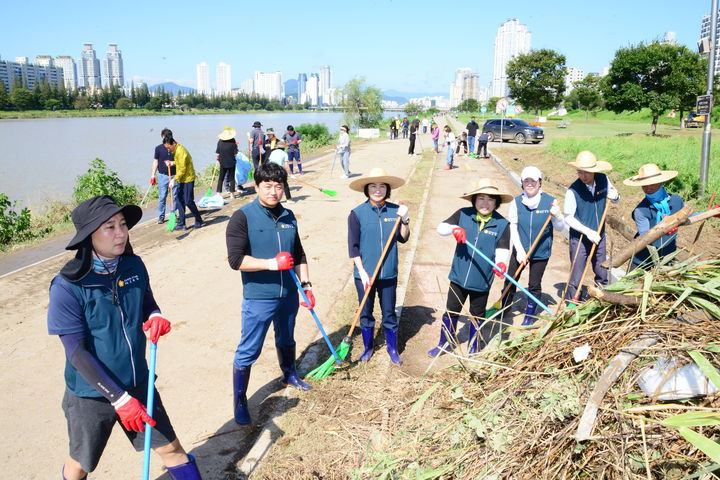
[66,195,142,250]
[252,121,262,128]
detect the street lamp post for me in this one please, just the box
[700,0,719,197]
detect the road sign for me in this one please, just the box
[697,95,713,115]
[496,98,509,113]
[480,106,487,113]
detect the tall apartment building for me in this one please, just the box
[700,12,720,76]
[196,61,211,95]
[240,78,254,95]
[55,56,78,90]
[491,18,531,98]
[254,71,283,100]
[0,56,64,92]
[449,68,483,107]
[306,73,319,106]
[216,62,232,94]
[103,44,124,87]
[297,73,307,103]
[78,43,101,90]
[319,65,332,105]
[565,67,585,92]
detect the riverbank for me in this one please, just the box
[0,107,344,120]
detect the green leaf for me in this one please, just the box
[689,296,720,319]
[662,411,720,427]
[678,427,720,464]
[664,287,693,317]
[689,351,720,390]
[641,272,653,321]
[409,382,442,416]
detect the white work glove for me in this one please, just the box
[397,203,410,224]
[515,248,528,267]
[550,200,561,218]
[606,185,619,201]
[586,230,602,245]
[358,268,371,291]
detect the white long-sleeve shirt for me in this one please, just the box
[563,177,619,237]
[508,192,564,259]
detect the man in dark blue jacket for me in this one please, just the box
[226,162,315,426]
[466,116,479,154]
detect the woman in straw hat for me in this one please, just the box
[428,178,513,357]
[562,151,620,304]
[216,126,240,198]
[623,163,685,270]
[47,195,202,479]
[348,168,410,364]
[501,166,565,326]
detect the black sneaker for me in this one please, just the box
[157,218,165,224]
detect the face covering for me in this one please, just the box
[92,254,119,274]
[521,189,542,209]
[645,186,670,224]
[476,212,492,231]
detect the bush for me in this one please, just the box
[73,158,139,206]
[115,97,132,110]
[295,123,331,144]
[0,193,33,246]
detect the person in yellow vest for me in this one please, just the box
[163,135,204,230]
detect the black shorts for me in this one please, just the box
[62,383,177,473]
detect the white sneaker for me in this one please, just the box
[340,173,348,179]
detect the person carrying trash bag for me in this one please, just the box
[428,178,512,357]
[347,168,410,364]
[47,195,201,480]
[623,164,687,270]
[501,166,564,326]
[225,162,315,426]
[562,151,619,305]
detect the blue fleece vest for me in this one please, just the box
[448,208,509,292]
[62,256,149,398]
[352,201,400,280]
[568,174,608,240]
[514,193,555,260]
[240,199,298,299]
[631,193,684,267]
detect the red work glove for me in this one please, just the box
[300,286,315,310]
[712,204,720,218]
[114,394,155,432]
[452,226,466,244]
[150,177,156,186]
[294,139,300,144]
[492,262,507,278]
[142,313,171,344]
[666,227,678,235]
[268,252,294,271]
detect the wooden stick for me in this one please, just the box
[346,216,402,338]
[292,177,326,192]
[587,284,641,306]
[556,233,585,315]
[688,191,716,256]
[571,204,610,303]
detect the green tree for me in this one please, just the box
[603,42,706,134]
[456,98,480,112]
[565,73,603,119]
[426,107,440,117]
[44,98,62,111]
[10,88,36,110]
[115,97,132,110]
[0,88,10,109]
[73,158,139,206]
[145,97,163,111]
[220,100,233,110]
[340,77,383,128]
[73,96,90,110]
[404,101,425,117]
[507,49,567,115]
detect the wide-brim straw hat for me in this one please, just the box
[566,151,613,173]
[218,126,236,141]
[623,163,678,187]
[460,178,514,204]
[66,195,142,250]
[349,167,405,192]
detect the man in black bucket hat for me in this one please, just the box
[47,195,202,479]
[248,121,265,171]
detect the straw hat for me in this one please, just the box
[623,163,678,187]
[349,167,405,192]
[460,178,514,203]
[566,151,613,173]
[217,126,236,141]
[266,127,276,136]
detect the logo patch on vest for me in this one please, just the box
[280,223,295,229]
[383,217,394,222]
[119,275,140,287]
[483,229,497,236]
[535,209,550,214]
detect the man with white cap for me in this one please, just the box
[623,164,685,270]
[502,166,564,325]
[563,151,620,304]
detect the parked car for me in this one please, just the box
[482,118,544,144]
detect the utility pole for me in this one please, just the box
[700,0,718,197]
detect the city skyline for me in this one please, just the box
[0,0,715,95]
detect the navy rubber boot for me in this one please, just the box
[468,322,482,354]
[427,315,457,358]
[360,327,374,362]
[384,328,402,365]
[167,454,202,480]
[521,301,538,326]
[233,367,251,425]
[277,346,312,391]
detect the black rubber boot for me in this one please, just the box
[277,345,312,391]
[233,366,251,425]
[427,315,457,357]
[360,327,374,362]
[167,454,202,480]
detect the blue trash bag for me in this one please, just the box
[235,152,252,185]
[197,193,225,208]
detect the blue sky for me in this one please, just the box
[1,0,713,94]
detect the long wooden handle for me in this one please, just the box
[571,204,610,302]
[346,216,403,338]
[497,213,554,305]
[293,177,322,191]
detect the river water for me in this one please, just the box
[0,112,346,211]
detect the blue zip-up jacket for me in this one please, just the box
[448,208,509,292]
[568,174,608,240]
[631,193,684,268]
[54,256,149,398]
[241,198,298,299]
[515,193,555,260]
[349,201,406,280]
